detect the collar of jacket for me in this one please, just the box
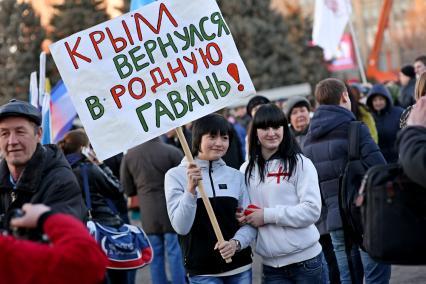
[0,144,45,193]
[181,157,226,169]
[66,152,85,167]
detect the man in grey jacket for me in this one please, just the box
[303,79,390,284]
[120,137,186,284]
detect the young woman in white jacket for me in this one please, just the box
[240,104,323,283]
[165,113,256,284]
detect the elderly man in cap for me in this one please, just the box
[0,99,85,229]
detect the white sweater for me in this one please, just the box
[240,154,322,267]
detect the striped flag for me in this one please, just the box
[41,79,52,145]
[51,80,77,143]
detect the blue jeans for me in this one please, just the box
[320,252,329,284]
[330,229,391,284]
[189,268,252,284]
[262,254,322,284]
[148,233,186,284]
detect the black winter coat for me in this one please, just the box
[397,126,426,187]
[0,144,86,227]
[303,105,386,231]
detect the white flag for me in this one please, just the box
[312,0,352,60]
[29,72,38,108]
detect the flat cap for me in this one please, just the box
[0,99,42,126]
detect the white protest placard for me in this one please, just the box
[49,0,255,160]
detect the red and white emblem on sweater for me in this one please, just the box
[267,166,289,184]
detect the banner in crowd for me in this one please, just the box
[313,0,351,60]
[49,0,255,160]
[327,33,355,71]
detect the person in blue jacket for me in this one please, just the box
[366,84,404,163]
[303,78,390,284]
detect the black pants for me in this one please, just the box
[106,269,136,284]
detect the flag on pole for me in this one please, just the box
[312,0,352,60]
[38,52,46,107]
[29,72,38,108]
[130,0,155,11]
[51,80,77,143]
[41,79,52,145]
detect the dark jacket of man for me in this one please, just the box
[120,137,183,234]
[397,126,426,187]
[0,144,85,225]
[303,105,386,231]
[366,84,404,163]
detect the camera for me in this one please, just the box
[0,209,27,238]
[0,209,48,242]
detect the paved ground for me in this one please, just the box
[136,253,426,283]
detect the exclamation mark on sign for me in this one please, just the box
[227,63,245,92]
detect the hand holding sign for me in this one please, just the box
[175,127,232,263]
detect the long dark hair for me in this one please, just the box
[245,104,301,185]
[191,113,233,157]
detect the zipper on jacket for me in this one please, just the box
[208,161,216,206]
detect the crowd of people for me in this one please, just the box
[0,54,425,284]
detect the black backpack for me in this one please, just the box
[357,163,426,264]
[339,121,366,248]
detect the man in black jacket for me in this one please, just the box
[397,96,426,187]
[0,99,85,229]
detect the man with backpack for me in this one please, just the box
[303,78,390,283]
